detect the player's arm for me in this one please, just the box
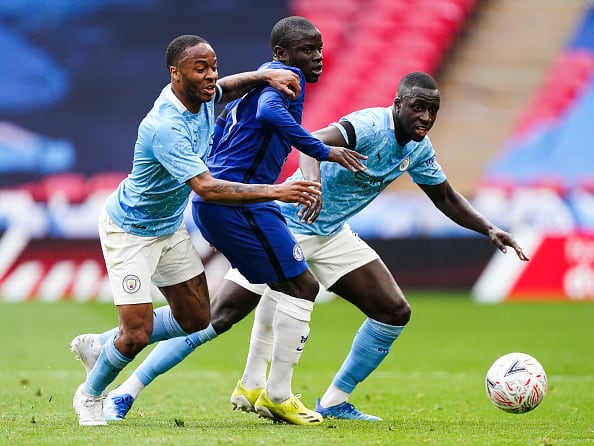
[299,124,348,181]
[187,170,320,206]
[295,149,322,224]
[418,180,529,261]
[257,91,367,172]
[296,125,351,223]
[217,69,300,103]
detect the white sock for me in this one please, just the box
[111,373,145,400]
[320,383,350,408]
[266,293,313,403]
[241,287,279,390]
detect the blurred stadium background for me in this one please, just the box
[1,0,594,303]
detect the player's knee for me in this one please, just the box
[377,298,411,326]
[115,329,150,358]
[274,273,319,300]
[211,309,241,335]
[172,305,210,334]
[396,300,412,325]
[180,316,210,334]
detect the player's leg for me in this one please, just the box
[305,225,409,421]
[253,268,323,425]
[104,277,262,420]
[194,202,322,424]
[316,260,407,421]
[221,269,271,411]
[74,208,158,426]
[71,302,201,380]
[101,223,209,420]
[102,275,209,421]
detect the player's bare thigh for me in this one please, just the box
[329,259,411,326]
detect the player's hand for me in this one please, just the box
[489,228,529,261]
[297,186,323,224]
[327,146,368,172]
[275,180,321,206]
[262,69,301,100]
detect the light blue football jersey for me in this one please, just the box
[105,84,221,236]
[282,106,447,236]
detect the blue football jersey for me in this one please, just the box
[282,106,447,236]
[203,60,329,186]
[106,84,221,236]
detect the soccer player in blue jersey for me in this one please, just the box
[81,71,528,423]
[188,16,366,425]
[70,33,330,426]
[72,17,366,426]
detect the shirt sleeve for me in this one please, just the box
[408,140,447,186]
[256,88,330,161]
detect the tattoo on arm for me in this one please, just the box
[218,72,264,103]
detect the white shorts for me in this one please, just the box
[99,207,205,305]
[223,223,378,292]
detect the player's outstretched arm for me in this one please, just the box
[217,69,300,103]
[418,180,529,261]
[188,171,320,206]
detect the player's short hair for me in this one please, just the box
[270,16,318,49]
[166,35,209,68]
[397,72,439,97]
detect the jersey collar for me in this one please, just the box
[165,83,197,114]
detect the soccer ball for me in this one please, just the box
[485,352,547,414]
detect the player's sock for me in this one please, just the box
[241,289,279,389]
[98,327,118,345]
[319,383,350,409]
[266,291,313,403]
[97,305,187,347]
[134,323,218,386]
[149,305,188,342]
[320,318,404,408]
[110,372,145,399]
[83,335,132,396]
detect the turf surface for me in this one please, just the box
[0,294,592,445]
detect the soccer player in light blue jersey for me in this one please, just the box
[70,33,326,426]
[78,72,528,422]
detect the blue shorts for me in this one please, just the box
[192,200,307,284]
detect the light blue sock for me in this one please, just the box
[99,327,118,345]
[97,306,187,346]
[148,305,188,342]
[84,336,132,396]
[135,324,218,386]
[333,318,404,393]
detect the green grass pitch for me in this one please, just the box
[0,293,592,445]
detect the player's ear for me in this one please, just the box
[394,96,401,111]
[273,46,287,62]
[169,65,179,80]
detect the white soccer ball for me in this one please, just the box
[485,352,547,414]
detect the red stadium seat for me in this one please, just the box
[35,173,89,204]
[87,171,127,195]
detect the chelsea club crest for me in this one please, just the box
[293,244,304,261]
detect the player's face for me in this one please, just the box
[170,43,218,111]
[277,30,323,83]
[393,86,440,145]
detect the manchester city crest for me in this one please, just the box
[399,156,410,171]
[123,274,141,294]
